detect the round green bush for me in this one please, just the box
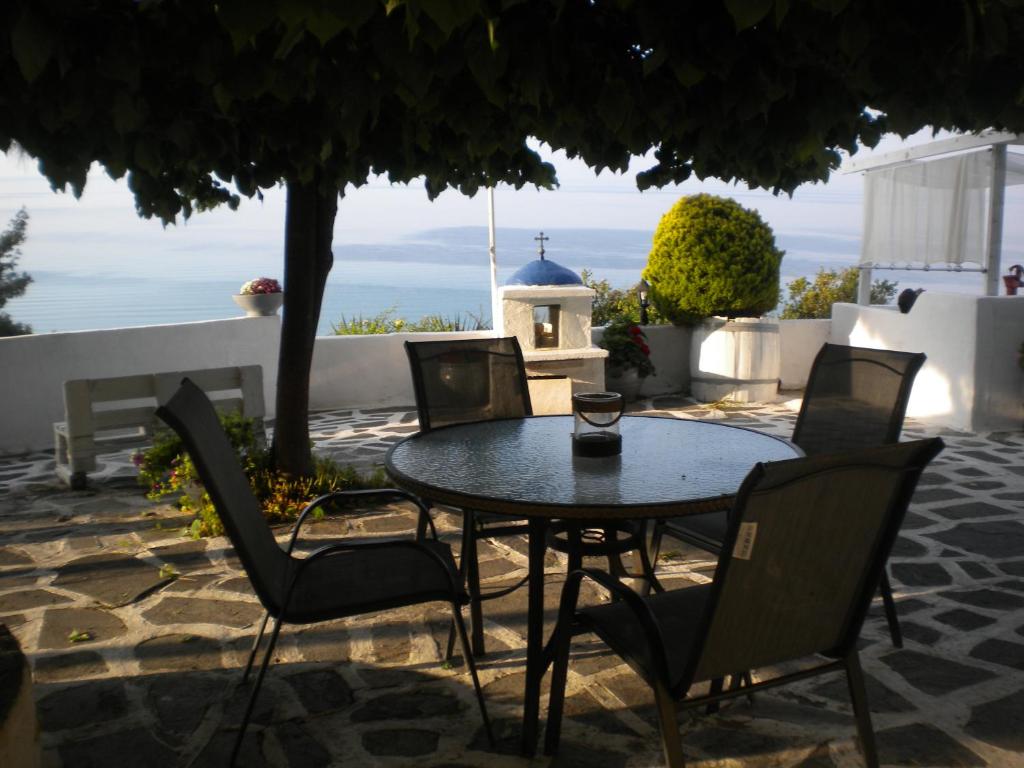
[642,194,784,325]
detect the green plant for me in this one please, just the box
[158,564,179,579]
[67,629,92,643]
[0,207,32,337]
[135,413,386,538]
[642,195,784,325]
[599,318,655,378]
[332,307,490,335]
[581,269,664,327]
[780,267,898,319]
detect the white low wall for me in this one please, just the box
[0,318,281,455]
[778,319,832,389]
[830,293,1024,432]
[1,319,699,456]
[18,301,1012,457]
[308,330,492,411]
[591,324,691,399]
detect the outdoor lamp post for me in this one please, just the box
[638,279,650,325]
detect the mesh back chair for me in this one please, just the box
[156,379,492,766]
[546,438,944,768]
[405,337,536,656]
[655,343,926,647]
[405,336,533,431]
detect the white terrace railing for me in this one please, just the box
[2,291,1020,456]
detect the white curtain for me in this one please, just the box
[860,150,995,268]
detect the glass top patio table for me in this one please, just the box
[385,414,801,757]
[385,414,800,520]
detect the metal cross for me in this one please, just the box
[534,231,549,259]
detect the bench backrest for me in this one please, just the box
[63,365,265,442]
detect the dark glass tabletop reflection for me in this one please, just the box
[386,415,800,519]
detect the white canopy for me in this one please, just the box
[860,148,1024,270]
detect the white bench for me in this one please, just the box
[54,366,266,489]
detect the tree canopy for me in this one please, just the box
[2,0,1023,471]
[5,1,1022,215]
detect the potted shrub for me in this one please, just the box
[233,277,283,317]
[599,318,655,401]
[642,194,784,402]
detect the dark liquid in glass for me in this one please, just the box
[572,432,622,457]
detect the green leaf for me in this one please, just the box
[486,17,498,51]
[418,0,478,38]
[215,0,279,51]
[11,8,53,83]
[723,0,774,31]
[774,0,791,25]
[642,46,668,76]
[68,628,92,644]
[112,94,142,135]
[158,564,179,579]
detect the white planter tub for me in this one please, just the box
[690,316,780,403]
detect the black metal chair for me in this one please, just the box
[404,337,536,656]
[156,378,492,766]
[546,438,944,768]
[654,343,926,646]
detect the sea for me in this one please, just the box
[4,225,1006,337]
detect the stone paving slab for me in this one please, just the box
[0,395,1022,766]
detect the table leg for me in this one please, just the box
[521,517,547,757]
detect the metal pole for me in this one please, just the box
[487,187,501,333]
[984,145,1007,296]
[858,170,872,305]
[857,267,872,305]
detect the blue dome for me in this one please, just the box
[507,258,583,286]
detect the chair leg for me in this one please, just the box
[636,520,666,595]
[878,569,903,648]
[740,670,756,706]
[450,599,495,748]
[543,584,582,756]
[844,651,880,768]
[446,514,476,660]
[242,611,270,684]
[705,677,724,714]
[654,681,686,768]
[464,513,486,656]
[604,527,630,581]
[231,614,283,767]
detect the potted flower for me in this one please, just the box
[643,194,784,403]
[599,318,655,401]
[233,277,283,317]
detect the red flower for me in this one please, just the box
[640,344,650,355]
[629,326,642,336]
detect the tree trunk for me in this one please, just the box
[274,175,337,476]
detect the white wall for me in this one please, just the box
[830,293,1024,432]
[0,317,281,455]
[308,330,491,411]
[591,324,691,398]
[778,319,832,389]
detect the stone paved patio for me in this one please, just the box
[1,395,1022,767]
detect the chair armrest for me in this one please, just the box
[561,568,673,685]
[285,488,436,555]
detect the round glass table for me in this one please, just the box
[385,415,801,754]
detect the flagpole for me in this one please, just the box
[487,187,501,333]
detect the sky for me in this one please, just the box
[0,128,1021,283]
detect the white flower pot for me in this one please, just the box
[689,316,780,403]
[232,293,283,317]
[605,366,643,402]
